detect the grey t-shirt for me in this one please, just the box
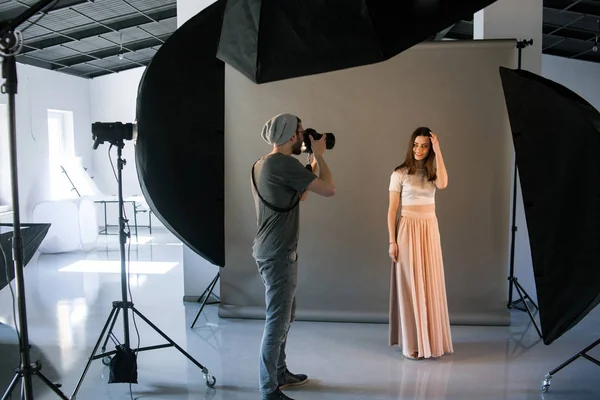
[251,153,317,259]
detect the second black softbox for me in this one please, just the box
[499,66,600,345]
[217,0,498,84]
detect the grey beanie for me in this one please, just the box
[261,113,298,146]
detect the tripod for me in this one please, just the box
[506,38,542,339]
[1,1,71,399]
[70,140,216,399]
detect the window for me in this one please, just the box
[0,103,11,210]
[47,109,75,200]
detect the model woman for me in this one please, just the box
[387,127,453,360]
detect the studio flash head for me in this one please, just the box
[92,121,138,149]
[302,128,336,153]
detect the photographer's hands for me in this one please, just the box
[310,133,327,157]
[305,133,336,197]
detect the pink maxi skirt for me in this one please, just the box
[389,207,453,359]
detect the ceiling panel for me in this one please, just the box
[5,0,600,79]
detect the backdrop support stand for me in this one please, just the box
[70,140,216,399]
[190,272,220,329]
[1,1,71,399]
[506,38,542,339]
[541,337,600,393]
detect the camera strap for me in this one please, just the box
[251,160,300,213]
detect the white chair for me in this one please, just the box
[32,196,98,253]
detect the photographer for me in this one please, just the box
[251,113,335,400]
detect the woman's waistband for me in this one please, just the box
[401,207,436,218]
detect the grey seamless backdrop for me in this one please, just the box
[219,39,518,326]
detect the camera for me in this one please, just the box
[92,122,137,149]
[302,128,336,153]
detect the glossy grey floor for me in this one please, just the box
[1,229,599,400]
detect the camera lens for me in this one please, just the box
[302,128,336,153]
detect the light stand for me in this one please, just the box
[70,138,216,399]
[506,38,542,339]
[1,1,71,399]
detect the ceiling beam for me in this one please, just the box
[18,7,176,55]
[52,35,168,69]
[545,0,600,17]
[0,0,89,25]
[87,59,152,79]
[544,23,598,41]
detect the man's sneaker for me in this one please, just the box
[278,368,308,389]
[262,388,295,400]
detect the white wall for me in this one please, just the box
[542,54,600,110]
[89,67,144,198]
[475,0,543,74]
[88,67,162,230]
[0,62,91,221]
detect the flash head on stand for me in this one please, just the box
[302,128,336,154]
[92,122,138,149]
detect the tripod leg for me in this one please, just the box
[513,282,542,338]
[514,280,539,310]
[1,373,20,400]
[34,370,68,400]
[101,307,121,352]
[130,306,215,386]
[191,273,220,329]
[71,306,119,399]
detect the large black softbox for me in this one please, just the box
[499,67,600,345]
[217,0,498,84]
[135,0,226,267]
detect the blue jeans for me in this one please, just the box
[255,250,298,395]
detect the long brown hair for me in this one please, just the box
[394,127,437,182]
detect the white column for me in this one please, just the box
[177,0,221,301]
[474,0,543,73]
[176,0,218,27]
[475,0,543,305]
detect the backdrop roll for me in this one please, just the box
[221,40,517,325]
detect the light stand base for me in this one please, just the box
[190,272,220,329]
[71,300,216,399]
[541,337,600,393]
[507,276,542,338]
[2,360,68,400]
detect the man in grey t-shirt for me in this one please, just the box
[251,113,335,400]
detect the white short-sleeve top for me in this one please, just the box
[389,168,436,205]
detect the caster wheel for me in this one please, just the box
[102,356,111,366]
[205,375,216,387]
[541,384,549,393]
[541,374,551,393]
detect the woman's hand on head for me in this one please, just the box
[430,132,441,154]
